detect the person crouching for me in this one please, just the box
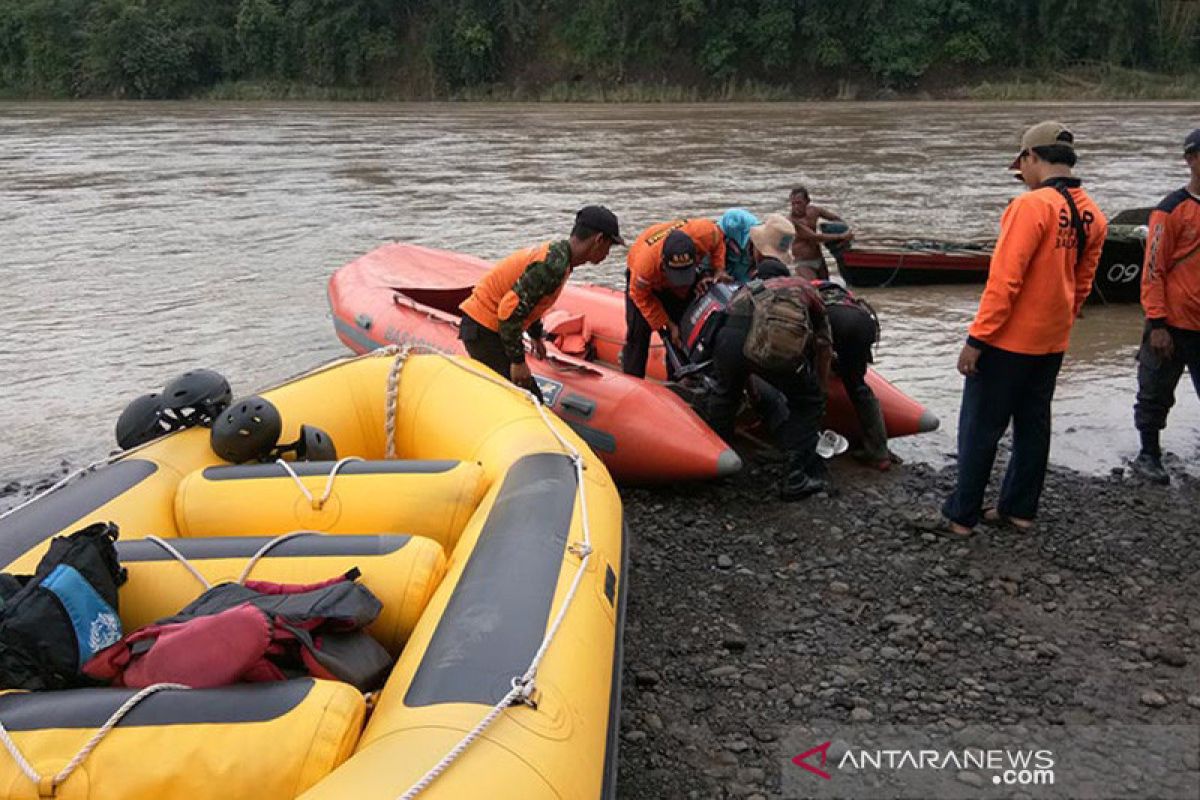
[706,256,834,500]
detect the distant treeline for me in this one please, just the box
[1,0,1199,99]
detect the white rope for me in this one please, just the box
[0,455,120,522]
[235,530,322,584]
[0,682,188,796]
[393,351,594,800]
[273,457,364,511]
[143,535,213,590]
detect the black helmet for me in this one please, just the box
[273,424,338,462]
[210,396,282,463]
[160,369,233,428]
[115,393,175,449]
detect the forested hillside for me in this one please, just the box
[1,0,1198,99]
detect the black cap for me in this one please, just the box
[661,230,698,288]
[575,205,625,245]
[1185,129,1200,156]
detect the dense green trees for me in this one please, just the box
[0,0,1197,98]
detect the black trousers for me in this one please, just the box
[1133,323,1200,443]
[622,271,692,378]
[706,319,826,475]
[827,304,874,390]
[458,314,511,377]
[828,304,887,459]
[942,345,1064,528]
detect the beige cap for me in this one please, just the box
[749,214,797,265]
[1009,121,1075,169]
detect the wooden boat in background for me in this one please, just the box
[833,240,991,288]
[833,207,1151,303]
[328,244,939,484]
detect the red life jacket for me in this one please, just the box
[84,570,391,692]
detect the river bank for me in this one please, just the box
[5,65,1199,103]
[615,456,1200,798]
[195,66,1200,102]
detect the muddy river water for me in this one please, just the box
[2,100,1199,481]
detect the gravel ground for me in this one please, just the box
[615,456,1200,799]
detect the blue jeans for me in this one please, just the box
[942,346,1064,528]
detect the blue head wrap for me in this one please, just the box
[717,208,760,249]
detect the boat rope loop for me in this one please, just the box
[143,530,326,589]
[0,682,189,798]
[143,535,214,590]
[379,349,595,800]
[274,456,364,511]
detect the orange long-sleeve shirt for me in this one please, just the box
[968,180,1107,355]
[1141,188,1200,331]
[627,219,727,330]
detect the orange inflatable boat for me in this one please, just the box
[327,244,938,483]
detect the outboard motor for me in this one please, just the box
[680,282,738,364]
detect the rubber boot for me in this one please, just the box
[1131,451,1170,485]
[850,389,890,468]
[780,450,828,501]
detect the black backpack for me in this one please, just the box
[0,522,127,690]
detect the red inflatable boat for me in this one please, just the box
[328,243,939,483]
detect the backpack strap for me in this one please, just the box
[1046,179,1087,262]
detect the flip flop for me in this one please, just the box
[943,518,975,538]
[982,508,1034,531]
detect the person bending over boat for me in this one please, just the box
[789,185,853,280]
[623,218,728,378]
[813,280,891,470]
[705,256,834,500]
[752,250,893,471]
[459,205,624,395]
[942,122,1106,537]
[1130,128,1200,485]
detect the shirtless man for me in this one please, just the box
[788,185,853,280]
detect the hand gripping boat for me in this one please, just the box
[0,353,625,800]
[328,244,938,482]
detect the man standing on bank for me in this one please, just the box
[459,205,624,394]
[1130,129,1200,485]
[942,122,1107,536]
[623,218,728,378]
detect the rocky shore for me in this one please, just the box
[616,458,1200,799]
[4,455,1197,800]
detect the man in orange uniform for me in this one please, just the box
[1130,129,1200,485]
[942,122,1107,535]
[622,218,727,378]
[459,205,623,394]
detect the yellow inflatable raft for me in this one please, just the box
[0,352,626,800]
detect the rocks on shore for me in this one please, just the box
[617,458,1200,798]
